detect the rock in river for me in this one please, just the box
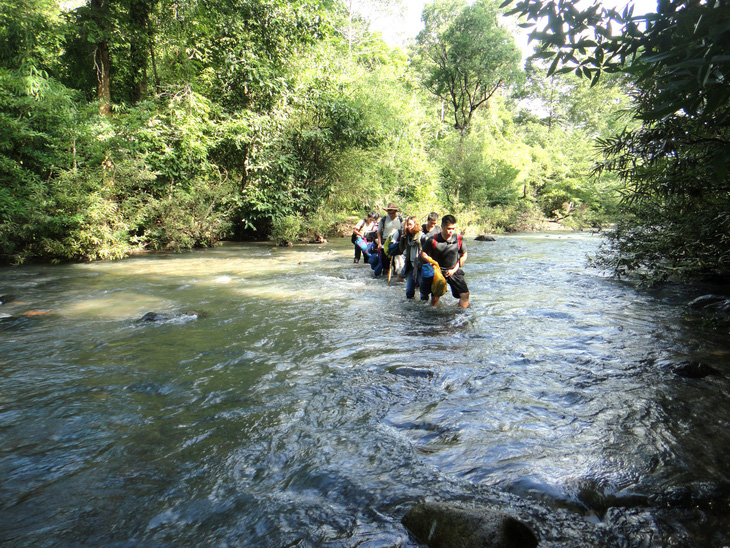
[140,312,169,322]
[673,361,720,379]
[402,501,538,548]
[388,366,434,380]
[687,294,730,317]
[139,311,204,323]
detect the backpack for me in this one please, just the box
[384,229,407,258]
[425,233,462,254]
[380,215,404,258]
[422,233,462,276]
[422,255,447,296]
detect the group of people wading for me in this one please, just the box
[351,203,470,308]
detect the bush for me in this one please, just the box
[478,202,543,233]
[305,208,348,241]
[270,214,304,246]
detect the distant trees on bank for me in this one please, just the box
[2,0,726,283]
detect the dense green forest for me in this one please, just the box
[1,0,728,282]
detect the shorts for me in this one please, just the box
[421,268,469,299]
[446,268,469,298]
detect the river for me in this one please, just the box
[1,233,729,547]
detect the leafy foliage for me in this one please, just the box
[415,0,522,133]
[0,0,636,263]
[504,0,730,281]
[0,0,65,71]
[438,100,523,208]
[0,67,80,261]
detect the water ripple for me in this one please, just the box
[2,236,730,546]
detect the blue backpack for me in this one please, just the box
[383,232,403,258]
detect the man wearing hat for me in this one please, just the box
[376,203,404,278]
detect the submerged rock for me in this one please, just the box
[576,479,651,517]
[687,294,730,317]
[139,311,203,323]
[475,234,496,242]
[124,381,175,396]
[655,481,730,511]
[688,294,725,309]
[388,366,434,379]
[21,310,54,316]
[140,312,169,322]
[673,361,720,379]
[402,501,538,548]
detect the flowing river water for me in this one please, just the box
[1,233,729,547]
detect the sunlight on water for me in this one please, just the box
[61,292,177,320]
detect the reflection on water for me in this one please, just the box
[1,234,729,547]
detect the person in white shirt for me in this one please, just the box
[351,212,375,263]
[376,203,404,278]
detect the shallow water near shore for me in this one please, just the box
[1,233,729,546]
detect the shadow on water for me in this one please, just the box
[1,234,730,546]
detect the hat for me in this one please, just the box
[385,202,399,212]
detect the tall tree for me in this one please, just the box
[184,0,329,112]
[128,0,152,102]
[415,0,521,205]
[415,0,521,135]
[333,0,403,56]
[89,0,112,115]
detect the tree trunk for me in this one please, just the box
[454,128,467,207]
[348,0,353,57]
[149,41,160,93]
[91,0,112,116]
[129,0,151,102]
[95,42,111,116]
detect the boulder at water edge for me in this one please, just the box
[673,360,720,379]
[687,294,730,317]
[402,501,538,548]
[308,234,328,243]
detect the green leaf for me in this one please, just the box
[547,54,561,76]
[639,101,680,121]
[590,68,601,87]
